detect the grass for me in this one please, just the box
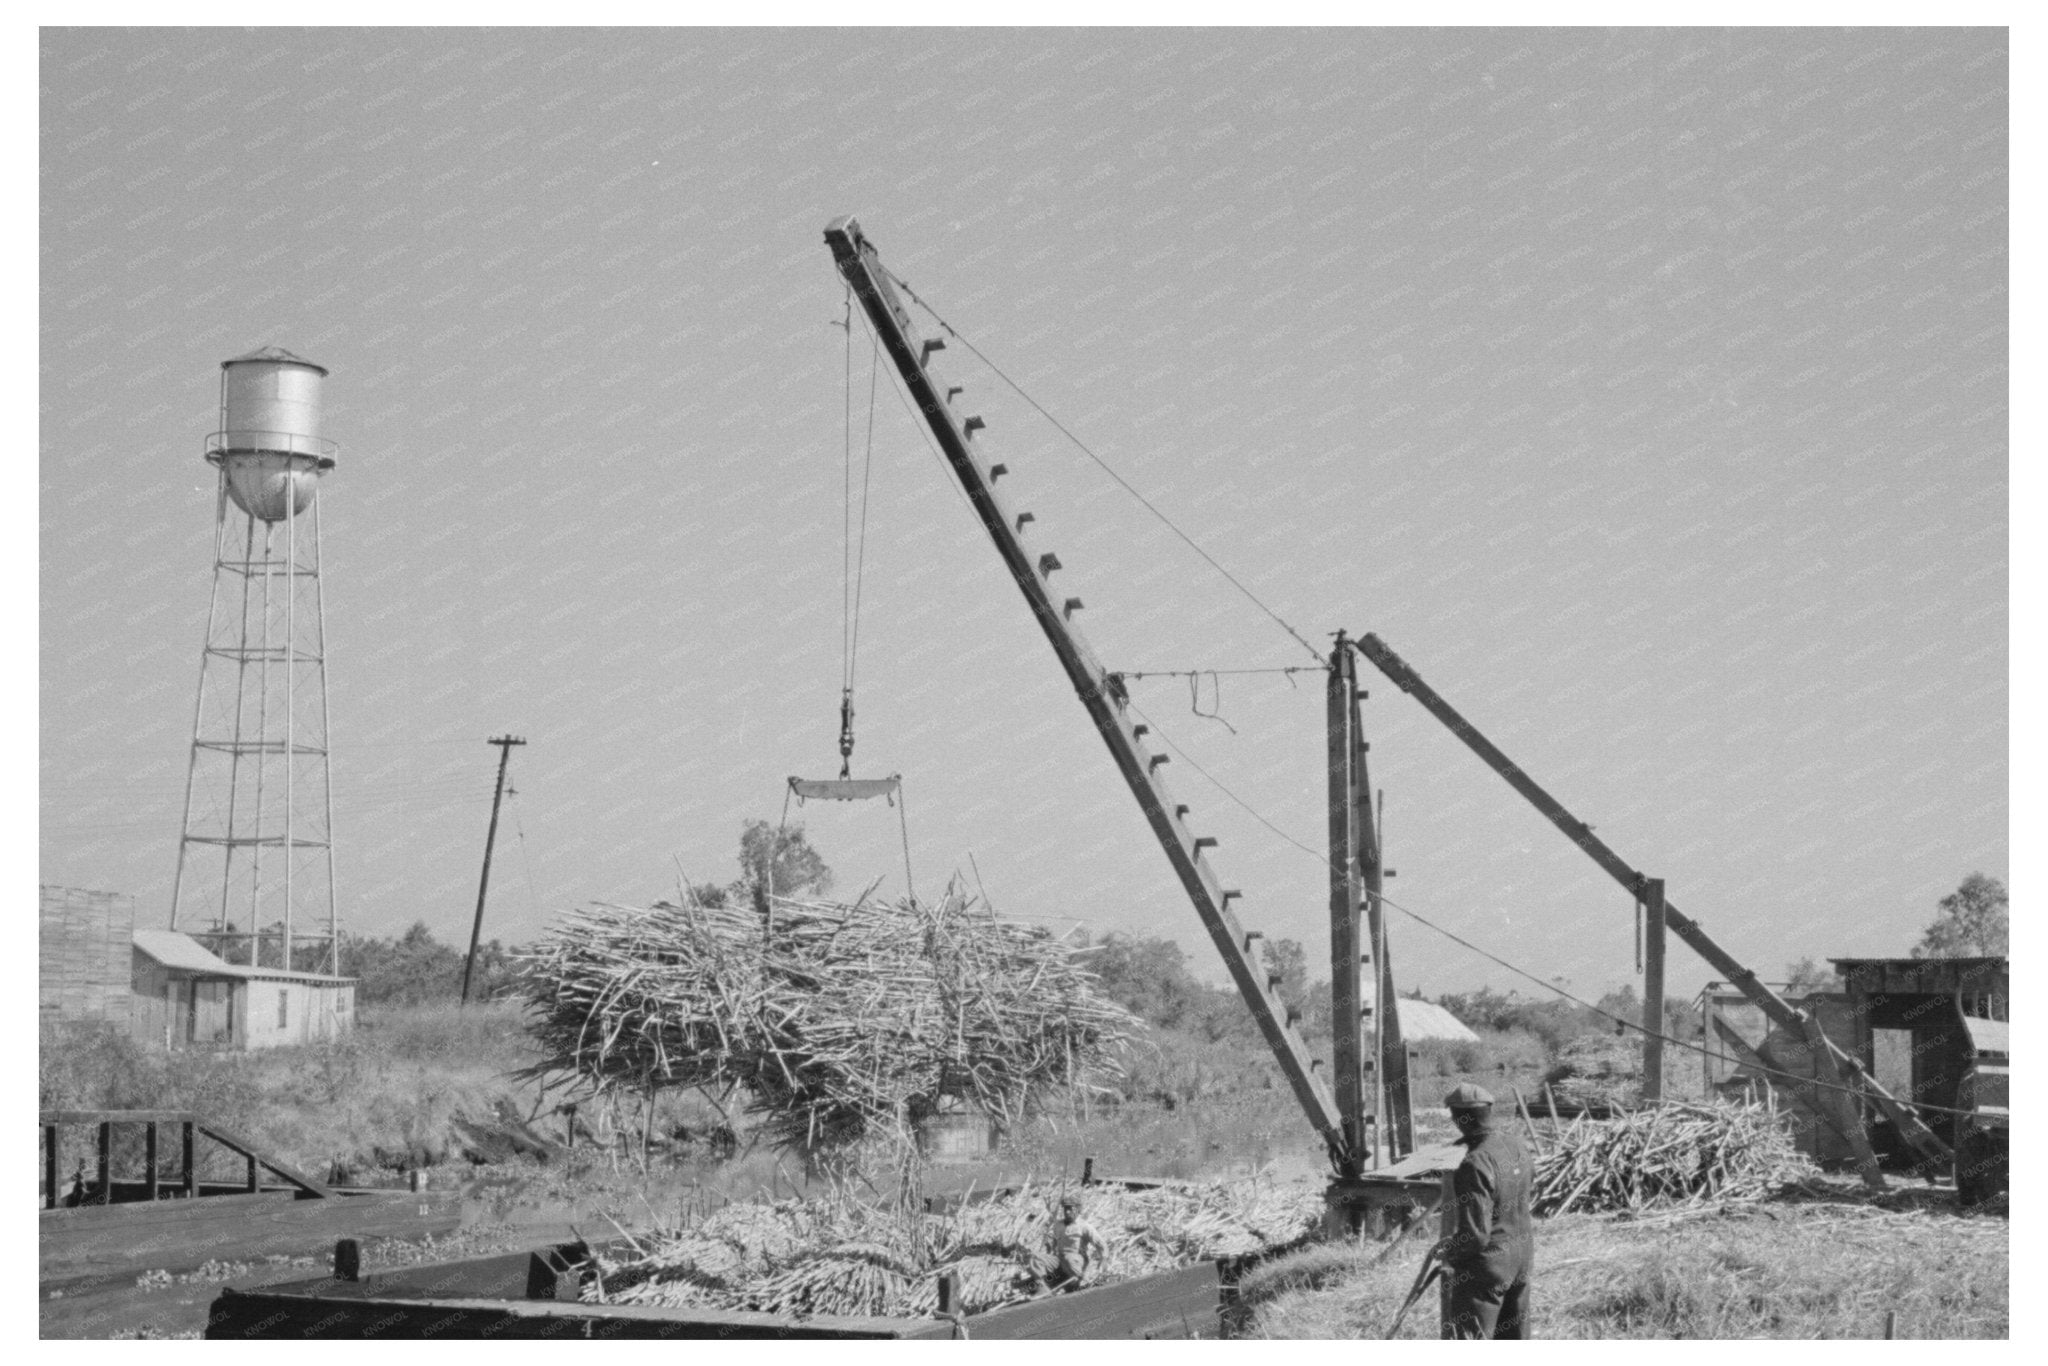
[33,1003,1538,1196]
[1243,1190,2008,1339]
[40,1003,545,1181]
[42,1005,2010,1340]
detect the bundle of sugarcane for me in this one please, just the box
[517,881,1141,1156]
[1530,1098,1816,1216]
[596,1173,1325,1320]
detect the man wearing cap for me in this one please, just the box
[1440,1083,1535,1339]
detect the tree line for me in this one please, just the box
[326,815,2006,1019]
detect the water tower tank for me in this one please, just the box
[208,346,337,523]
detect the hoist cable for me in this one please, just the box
[848,330,880,695]
[1124,700,1986,1122]
[885,268,1325,665]
[841,289,854,695]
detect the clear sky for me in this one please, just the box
[40,27,2006,1005]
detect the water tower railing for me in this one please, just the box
[204,431,339,461]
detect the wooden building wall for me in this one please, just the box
[1699,991,1869,1164]
[238,978,354,1049]
[131,956,238,1049]
[39,885,135,1024]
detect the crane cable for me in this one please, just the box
[840,288,882,778]
[884,268,1326,666]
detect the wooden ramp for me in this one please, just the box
[39,1108,461,1337]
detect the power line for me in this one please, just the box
[1114,666,1322,680]
[885,269,1326,665]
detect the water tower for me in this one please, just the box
[168,347,340,972]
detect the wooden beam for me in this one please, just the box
[1709,1016,1871,1175]
[1353,633,1940,1167]
[930,1262,1221,1339]
[96,1123,111,1206]
[1327,636,1366,1175]
[1641,879,1666,1103]
[206,1288,920,1340]
[45,1124,57,1211]
[825,216,1342,1147]
[144,1122,159,1202]
[196,1121,333,1198]
[1360,747,1414,1159]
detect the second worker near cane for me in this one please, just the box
[1439,1083,1536,1339]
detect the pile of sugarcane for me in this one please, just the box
[1530,1098,1816,1216]
[595,1175,1325,1319]
[516,882,1141,1155]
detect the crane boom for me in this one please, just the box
[824,216,1346,1154]
[1353,631,1951,1178]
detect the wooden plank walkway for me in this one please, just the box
[41,1188,462,1291]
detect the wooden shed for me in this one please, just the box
[1696,983,1871,1166]
[39,885,137,1025]
[131,930,355,1051]
[1830,956,2008,1168]
[1698,957,2009,1172]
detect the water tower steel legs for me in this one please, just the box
[170,460,337,972]
[314,491,339,975]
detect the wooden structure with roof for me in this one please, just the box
[131,929,354,1050]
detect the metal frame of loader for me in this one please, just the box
[826,215,1950,1207]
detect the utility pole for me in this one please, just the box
[1326,633,1366,1179]
[462,734,525,1005]
[1640,878,1666,1103]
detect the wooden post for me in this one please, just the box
[96,1122,111,1205]
[1437,1170,1456,1338]
[182,1121,196,1198]
[1352,631,1937,1175]
[1326,635,1365,1177]
[334,1238,361,1282]
[246,1151,259,1194]
[44,1124,58,1210]
[826,217,1344,1148]
[1641,878,1666,1103]
[1364,782,1415,1160]
[144,1121,160,1202]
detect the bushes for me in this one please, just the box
[38,1004,541,1178]
[339,922,520,1007]
[39,1018,263,1127]
[1405,1028,1550,1078]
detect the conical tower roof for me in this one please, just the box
[221,345,328,376]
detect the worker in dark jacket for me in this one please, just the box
[1440,1083,1535,1339]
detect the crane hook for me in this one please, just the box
[838,687,856,779]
